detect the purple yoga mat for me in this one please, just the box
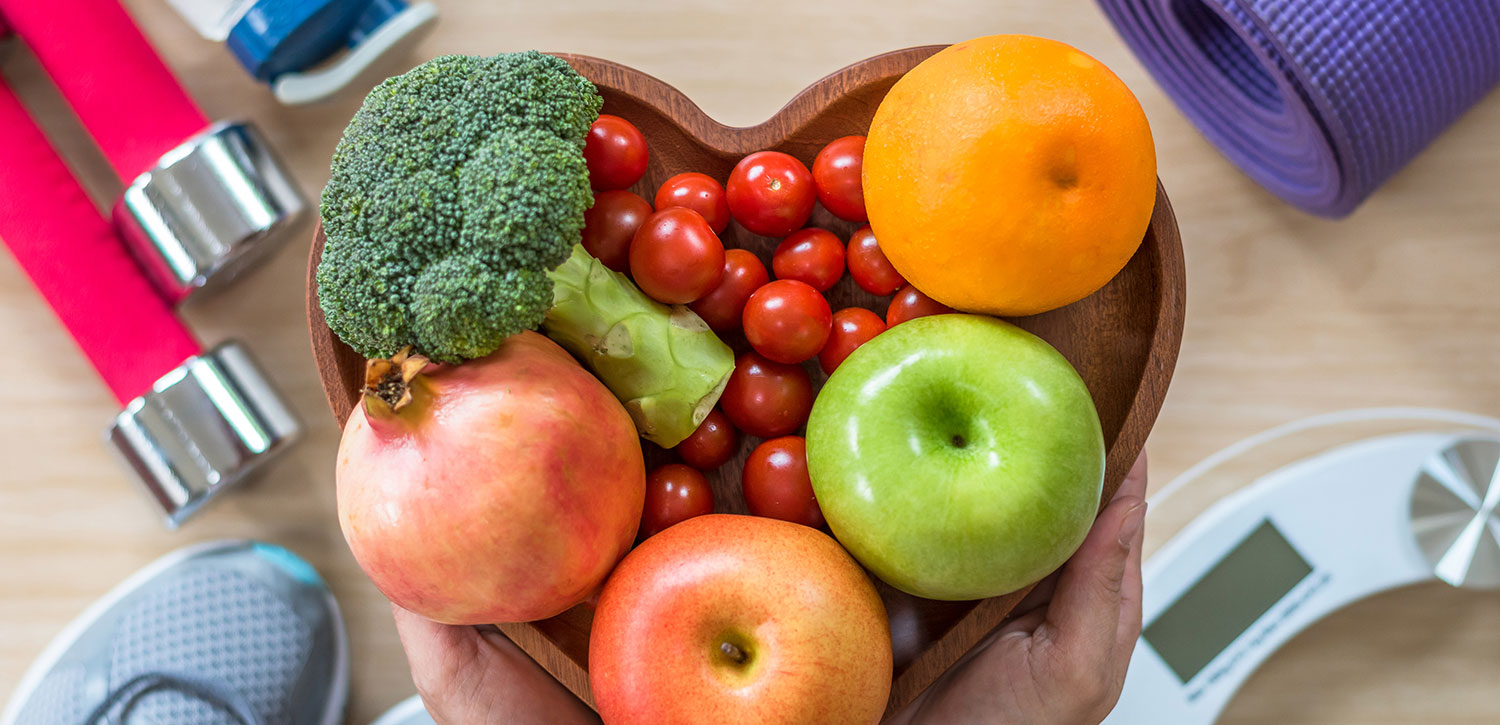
[1097,0,1500,217]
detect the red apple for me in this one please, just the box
[336,331,645,624]
[590,514,891,724]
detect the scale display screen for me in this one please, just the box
[1144,520,1313,683]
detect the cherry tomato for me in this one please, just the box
[676,409,739,470]
[818,307,887,374]
[743,436,824,527]
[726,151,816,237]
[689,249,769,333]
[742,280,833,364]
[772,228,845,292]
[887,284,955,326]
[581,190,652,271]
[846,225,905,296]
[584,115,649,191]
[630,208,725,304]
[720,352,814,438]
[640,464,715,538]
[654,172,730,234]
[811,135,867,222]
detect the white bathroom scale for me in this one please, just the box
[1105,410,1500,725]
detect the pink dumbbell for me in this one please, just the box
[0,1,303,525]
[0,0,306,303]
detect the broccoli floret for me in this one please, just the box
[317,51,601,362]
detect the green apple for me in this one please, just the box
[806,314,1104,600]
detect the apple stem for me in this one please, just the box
[720,641,747,665]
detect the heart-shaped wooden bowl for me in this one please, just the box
[307,47,1184,718]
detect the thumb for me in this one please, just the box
[1044,495,1146,658]
[391,605,600,724]
[391,605,489,706]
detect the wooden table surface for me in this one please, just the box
[3,1,1498,722]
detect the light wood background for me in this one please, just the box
[2,1,1497,723]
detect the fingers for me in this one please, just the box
[996,607,1048,639]
[1115,450,1148,502]
[1008,572,1059,620]
[391,604,600,724]
[1116,454,1147,660]
[1008,452,1148,624]
[1043,494,1147,660]
[1116,508,1146,669]
[392,604,482,695]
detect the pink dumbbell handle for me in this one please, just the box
[0,82,201,404]
[0,0,209,181]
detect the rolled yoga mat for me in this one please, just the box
[1097,0,1500,217]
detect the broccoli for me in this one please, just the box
[318,52,598,362]
[317,52,734,447]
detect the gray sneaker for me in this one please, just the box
[2,540,348,725]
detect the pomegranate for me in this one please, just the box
[336,331,645,624]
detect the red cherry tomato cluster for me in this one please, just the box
[581,116,956,536]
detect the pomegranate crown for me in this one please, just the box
[362,347,430,414]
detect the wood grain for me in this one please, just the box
[306,49,1185,716]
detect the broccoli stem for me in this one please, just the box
[542,244,735,448]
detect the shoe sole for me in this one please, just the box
[0,539,350,725]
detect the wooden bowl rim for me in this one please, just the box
[551,47,950,153]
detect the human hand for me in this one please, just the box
[892,452,1149,725]
[392,606,600,724]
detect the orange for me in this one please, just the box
[863,35,1157,316]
